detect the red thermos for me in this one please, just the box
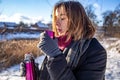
[24,53,36,80]
[45,30,54,39]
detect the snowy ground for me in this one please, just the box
[102,38,120,80]
[0,37,120,80]
[0,55,45,80]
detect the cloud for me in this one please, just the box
[93,3,103,22]
[0,13,46,24]
[93,3,101,10]
[0,15,8,21]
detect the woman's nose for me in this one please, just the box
[56,19,61,26]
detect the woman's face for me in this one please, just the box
[55,7,68,36]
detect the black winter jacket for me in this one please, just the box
[38,38,107,80]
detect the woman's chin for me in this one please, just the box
[58,31,66,36]
[58,34,65,37]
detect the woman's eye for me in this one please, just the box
[61,18,65,20]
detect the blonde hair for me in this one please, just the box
[52,1,95,41]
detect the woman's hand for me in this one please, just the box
[37,32,61,57]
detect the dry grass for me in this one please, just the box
[0,39,43,70]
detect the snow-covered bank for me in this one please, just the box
[0,32,40,41]
[0,38,120,80]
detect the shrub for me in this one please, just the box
[0,39,42,70]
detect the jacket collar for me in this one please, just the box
[63,38,92,70]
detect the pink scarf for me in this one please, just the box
[57,35,72,50]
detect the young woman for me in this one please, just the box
[37,1,107,80]
[21,1,107,80]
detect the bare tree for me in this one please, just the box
[102,3,120,37]
[85,4,101,29]
[102,11,117,27]
[85,4,97,25]
[103,3,120,27]
[114,3,120,26]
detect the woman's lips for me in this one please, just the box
[57,29,62,32]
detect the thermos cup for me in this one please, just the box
[45,30,54,39]
[24,53,36,80]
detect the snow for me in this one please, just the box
[0,36,120,80]
[37,22,48,28]
[0,32,40,41]
[103,39,120,80]
[0,56,45,80]
[0,22,17,28]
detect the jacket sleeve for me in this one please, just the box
[46,38,107,80]
[46,54,77,80]
[75,39,107,80]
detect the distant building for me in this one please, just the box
[0,21,50,33]
[31,21,50,30]
[0,22,17,29]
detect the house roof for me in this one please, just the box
[0,22,17,28]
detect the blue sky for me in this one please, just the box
[0,0,120,24]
